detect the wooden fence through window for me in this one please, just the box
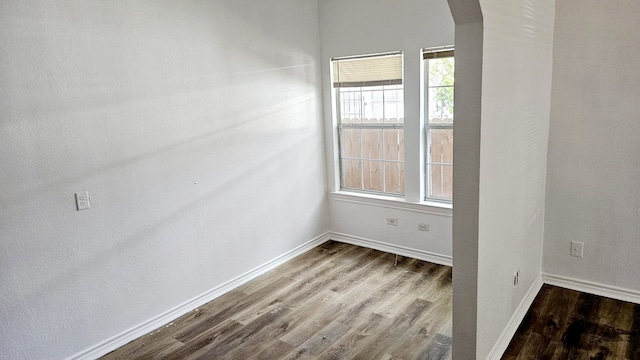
[340,118,453,199]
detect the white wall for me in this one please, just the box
[0,1,327,359]
[476,1,555,357]
[544,1,640,292]
[318,0,455,260]
[448,0,555,358]
[330,194,453,264]
[447,1,483,358]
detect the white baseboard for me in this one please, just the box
[66,232,331,360]
[328,232,452,267]
[485,274,543,360]
[67,228,640,360]
[483,273,640,360]
[543,272,640,305]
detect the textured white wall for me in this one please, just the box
[0,1,327,359]
[329,196,453,260]
[318,0,455,257]
[447,1,555,357]
[544,1,640,291]
[447,1,483,358]
[476,0,555,357]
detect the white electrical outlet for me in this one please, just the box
[75,191,90,211]
[417,223,429,232]
[386,217,398,226]
[570,241,584,258]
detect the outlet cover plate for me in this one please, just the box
[75,191,90,211]
[570,241,584,258]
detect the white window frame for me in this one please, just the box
[332,52,405,197]
[423,46,454,203]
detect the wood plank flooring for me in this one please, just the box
[503,284,640,359]
[101,241,453,360]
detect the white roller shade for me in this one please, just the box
[332,53,403,88]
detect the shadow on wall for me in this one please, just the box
[5,131,324,333]
[1,1,327,358]
[3,91,318,211]
[2,1,320,123]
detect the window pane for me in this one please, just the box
[361,129,382,160]
[384,88,404,123]
[363,160,384,192]
[339,88,362,123]
[369,88,384,121]
[427,129,452,201]
[428,57,454,123]
[429,58,454,87]
[341,128,361,158]
[428,86,454,123]
[371,101,384,121]
[371,88,384,101]
[428,164,452,200]
[383,129,404,161]
[340,128,405,195]
[429,129,453,165]
[342,159,362,190]
[424,51,454,202]
[339,86,404,124]
[385,162,405,194]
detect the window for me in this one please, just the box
[332,53,405,196]
[424,47,454,202]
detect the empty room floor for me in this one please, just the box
[101,241,453,359]
[503,284,640,359]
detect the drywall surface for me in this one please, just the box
[476,0,555,358]
[544,2,640,291]
[0,1,327,359]
[329,194,452,261]
[318,0,455,256]
[447,0,483,358]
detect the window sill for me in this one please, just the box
[329,191,452,217]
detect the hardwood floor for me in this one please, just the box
[503,284,640,359]
[101,241,453,360]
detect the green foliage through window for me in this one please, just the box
[429,58,454,120]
